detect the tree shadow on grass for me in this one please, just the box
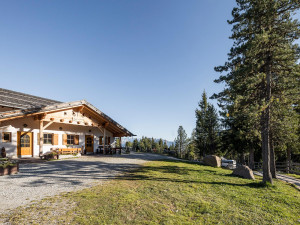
[1,153,267,189]
[115,165,271,189]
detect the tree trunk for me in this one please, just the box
[240,152,245,165]
[270,133,276,178]
[249,148,255,169]
[261,68,273,184]
[179,142,182,158]
[287,148,291,173]
[261,114,272,184]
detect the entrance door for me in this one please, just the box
[17,131,33,156]
[85,135,94,153]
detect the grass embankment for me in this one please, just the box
[2,160,300,224]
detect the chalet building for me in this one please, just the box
[0,88,134,158]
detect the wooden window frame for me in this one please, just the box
[2,132,12,143]
[67,134,75,145]
[43,133,53,145]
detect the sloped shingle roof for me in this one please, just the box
[0,88,60,109]
[0,88,134,136]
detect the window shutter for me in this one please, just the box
[99,136,103,145]
[74,135,79,145]
[63,134,67,145]
[37,133,40,143]
[17,131,20,149]
[52,134,59,145]
[108,137,111,145]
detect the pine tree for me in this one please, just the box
[205,104,220,154]
[213,0,300,184]
[151,137,155,150]
[175,126,188,158]
[132,139,139,151]
[140,138,145,152]
[154,142,160,152]
[195,91,220,158]
[169,143,175,151]
[187,129,197,160]
[195,91,208,157]
[163,140,168,150]
[125,141,132,148]
[158,138,163,153]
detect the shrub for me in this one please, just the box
[0,158,18,168]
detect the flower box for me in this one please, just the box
[0,163,19,176]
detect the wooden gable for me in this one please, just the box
[33,107,127,137]
[41,108,100,127]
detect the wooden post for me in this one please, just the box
[119,137,122,155]
[103,128,106,154]
[39,120,44,156]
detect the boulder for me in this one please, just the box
[203,155,221,167]
[232,165,255,180]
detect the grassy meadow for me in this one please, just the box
[1,160,299,225]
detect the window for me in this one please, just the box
[20,134,30,147]
[67,135,75,145]
[2,132,11,142]
[86,137,93,147]
[43,133,53,145]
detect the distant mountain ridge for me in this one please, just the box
[120,137,174,147]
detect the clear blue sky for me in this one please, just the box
[0,0,237,141]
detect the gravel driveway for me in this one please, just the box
[0,153,175,212]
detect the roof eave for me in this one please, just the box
[0,100,135,137]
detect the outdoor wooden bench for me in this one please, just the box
[58,148,81,155]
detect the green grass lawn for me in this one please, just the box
[2,160,300,225]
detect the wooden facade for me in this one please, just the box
[0,88,134,158]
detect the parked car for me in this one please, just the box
[221,158,236,169]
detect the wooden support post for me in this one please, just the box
[119,137,122,155]
[39,120,44,156]
[103,128,106,154]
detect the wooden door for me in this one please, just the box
[17,131,33,156]
[85,135,94,153]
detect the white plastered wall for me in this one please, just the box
[0,116,115,158]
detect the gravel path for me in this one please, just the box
[253,171,300,189]
[0,153,176,212]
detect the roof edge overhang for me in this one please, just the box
[0,100,135,137]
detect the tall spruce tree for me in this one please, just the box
[186,129,197,160]
[163,140,168,150]
[132,139,139,151]
[195,91,208,157]
[218,97,261,166]
[213,0,300,184]
[195,91,220,157]
[175,126,188,158]
[158,138,164,153]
